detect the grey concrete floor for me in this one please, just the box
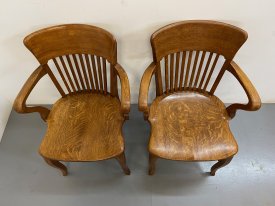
[0,104,274,206]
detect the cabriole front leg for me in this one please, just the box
[210,156,233,176]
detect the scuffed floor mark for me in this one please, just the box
[251,160,265,172]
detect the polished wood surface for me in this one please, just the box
[148,92,238,161]
[40,93,125,161]
[24,24,117,65]
[151,20,248,62]
[139,20,261,175]
[138,62,156,119]
[13,24,130,175]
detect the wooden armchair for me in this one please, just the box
[139,20,261,176]
[13,24,131,176]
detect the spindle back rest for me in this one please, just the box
[150,20,248,96]
[24,24,119,97]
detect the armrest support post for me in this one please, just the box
[13,66,50,121]
[226,61,261,119]
[114,64,130,119]
[138,62,156,120]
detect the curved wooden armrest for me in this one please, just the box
[226,61,261,119]
[138,62,156,120]
[114,64,130,119]
[13,66,50,121]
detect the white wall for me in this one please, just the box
[0,0,274,140]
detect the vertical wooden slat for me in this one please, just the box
[188,51,200,88]
[179,51,187,91]
[210,59,230,94]
[91,55,99,91]
[193,51,206,89]
[53,58,71,93]
[72,54,86,90]
[102,58,108,94]
[155,62,163,96]
[198,52,214,90]
[184,51,193,89]
[169,53,174,91]
[96,56,104,93]
[203,54,220,90]
[44,64,65,97]
[174,52,180,91]
[59,56,77,92]
[84,54,95,91]
[65,55,81,91]
[164,55,169,93]
[110,64,118,97]
[79,54,91,90]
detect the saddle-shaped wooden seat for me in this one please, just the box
[149,92,238,161]
[40,93,125,161]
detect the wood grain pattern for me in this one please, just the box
[14,24,131,175]
[148,92,238,161]
[39,93,125,161]
[139,20,261,175]
[151,20,248,62]
[24,24,117,64]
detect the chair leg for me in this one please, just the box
[115,152,130,175]
[43,157,68,176]
[210,156,233,176]
[148,153,157,175]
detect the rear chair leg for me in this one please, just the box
[115,152,131,175]
[43,157,68,176]
[149,153,157,175]
[210,156,233,176]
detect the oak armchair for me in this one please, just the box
[139,20,261,175]
[13,24,131,176]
